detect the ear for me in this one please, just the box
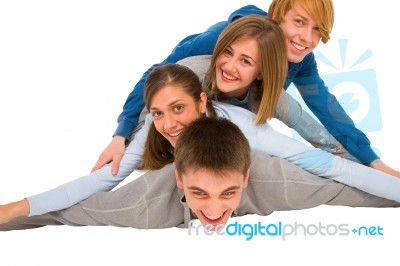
[256,74,262,81]
[174,163,184,189]
[242,168,250,188]
[271,12,277,22]
[199,91,208,114]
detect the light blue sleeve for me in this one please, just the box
[27,114,153,216]
[274,89,359,162]
[214,101,400,202]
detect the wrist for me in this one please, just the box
[368,159,382,168]
[10,199,30,219]
[113,135,126,141]
[113,135,127,146]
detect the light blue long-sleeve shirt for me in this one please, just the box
[27,102,400,216]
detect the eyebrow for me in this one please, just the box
[297,15,309,23]
[150,99,182,111]
[291,9,310,23]
[188,185,241,194]
[227,45,257,64]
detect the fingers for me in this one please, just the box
[91,160,102,173]
[111,154,123,176]
[90,137,126,174]
[91,155,111,173]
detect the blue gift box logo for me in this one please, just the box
[288,39,382,134]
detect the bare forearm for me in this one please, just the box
[369,159,400,177]
[0,199,30,224]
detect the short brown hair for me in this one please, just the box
[174,116,251,177]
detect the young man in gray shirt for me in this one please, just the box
[0,117,398,231]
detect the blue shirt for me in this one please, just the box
[114,5,378,164]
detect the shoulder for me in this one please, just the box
[228,5,267,22]
[177,55,211,82]
[297,52,318,76]
[212,101,256,125]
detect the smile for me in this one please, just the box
[168,130,182,137]
[290,40,307,51]
[222,71,238,81]
[201,210,227,221]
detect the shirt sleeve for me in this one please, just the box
[214,101,400,202]
[293,53,378,164]
[274,88,358,161]
[27,114,153,216]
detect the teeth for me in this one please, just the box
[222,71,238,81]
[168,131,181,137]
[291,41,306,51]
[203,212,223,221]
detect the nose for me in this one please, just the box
[224,57,237,72]
[299,26,313,43]
[204,198,225,217]
[163,112,177,131]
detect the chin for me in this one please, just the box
[288,56,304,63]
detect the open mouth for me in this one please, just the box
[167,130,183,138]
[222,71,238,81]
[201,210,228,224]
[290,40,307,51]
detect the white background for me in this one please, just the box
[1,1,399,265]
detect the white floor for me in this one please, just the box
[1,205,398,266]
[1,1,399,265]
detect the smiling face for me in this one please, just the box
[149,85,207,147]
[215,37,261,100]
[277,0,322,63]
[175,167,249,229]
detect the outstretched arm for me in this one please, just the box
[274,88,359,162]
[243,150,399,215]
[292,53,400,175]
[369,159,400,177]
[214,101,400,202]
[293,53,377,164]
[0,114,153,224]
[0,163,185,231]
[0,199,29,224]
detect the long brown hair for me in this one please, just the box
[140,64,216,170]
[205,15,288,124]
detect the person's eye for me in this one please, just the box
[241,58,251,65]
[295,18,304,25]
[151,111,162,119]
[192,191,206,197]
[174,105,184,112]
[222,191,235,197]
[313,26,320,32]
[224,48,233,56]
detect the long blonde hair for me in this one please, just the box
[205,15,288,124]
